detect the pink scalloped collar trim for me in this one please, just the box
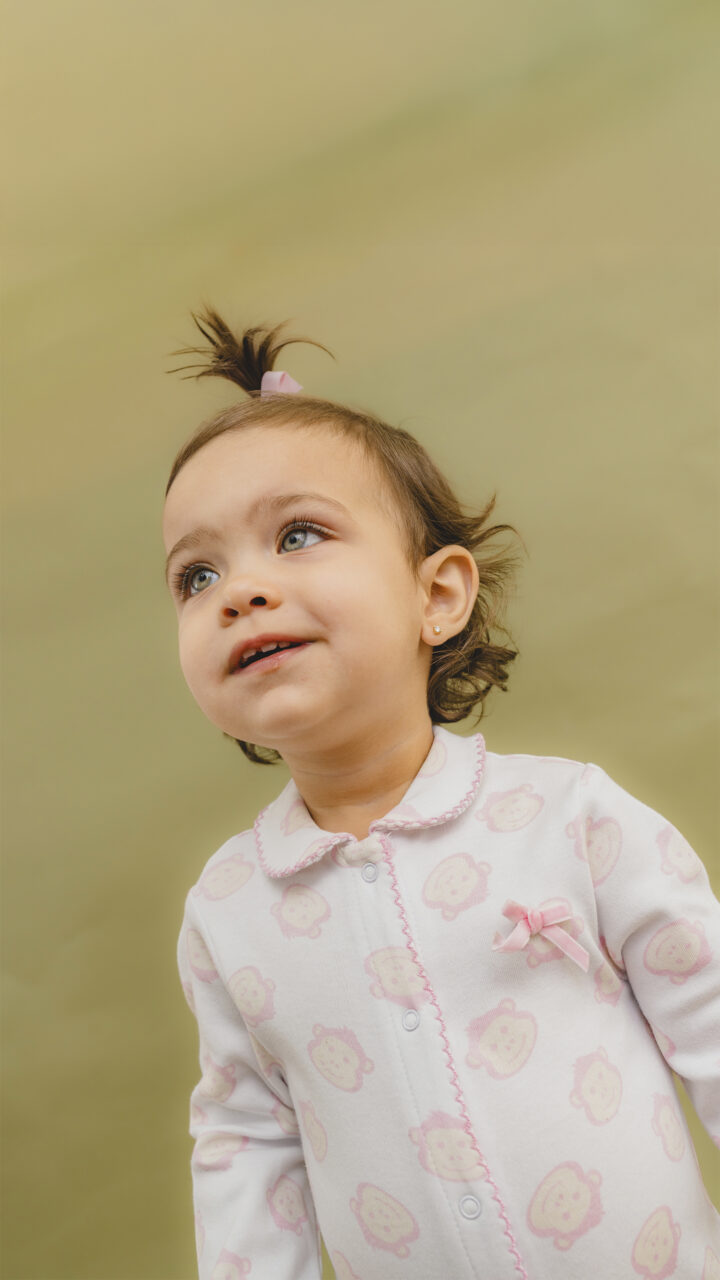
[254,728,486,879]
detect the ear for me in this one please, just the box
[418,546,479,647]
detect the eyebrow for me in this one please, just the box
[164,491,350,583]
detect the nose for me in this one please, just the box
[219,571,282,622]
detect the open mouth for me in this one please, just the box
[236,641,308,672]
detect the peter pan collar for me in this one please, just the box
[253,725,486,879]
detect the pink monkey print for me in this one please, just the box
[644,919,712,983]
[656,824,702,883]
[598,931,624,972]
[704,1249,720,1280]
[190,1101,208,1128]
[248,1032,285,1083]
[409,1111,486,1181]
[466,998,537,1078]
[631,1206,681,1278]
[272,1098,300,1136]
[331,1252,361,1280]
[383,801,424,824]
[182,980,196,1013]
[294,836,333,865]
[364,947,427,1008]
[417,734,448,777]
[227,966,275,1027]
[527,1162,603,1250]
[300,1100,328,1161]
[478,783,544,832]
[650,1095,685,1162]
[193,1133,248,1171]
[280,795,315,836]
[267,1174,308,1235]
[199,1053,236,1104]
[421,853,491,921]
[649,1025,676,1063]
[593,943,624,1006]
[271,883,331,939]
[350,1183,420,1257]
[307,1025,374,1091]
[565,814,622,886]
[211,1254,251,1280]
[570,1047,622,1124]
[195,851,254,900]
[187,928,218,983]
[195,1210,205,1257]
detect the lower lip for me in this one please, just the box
[235,642,312,675]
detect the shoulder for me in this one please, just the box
[468,746,587,830]
[186,827,258,900]
[480,747,661,817]
[480,746,690,846]
[482,746,588,792]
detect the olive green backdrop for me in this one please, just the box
[2,1,719,1276]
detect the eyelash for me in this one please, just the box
[171,516,330,600]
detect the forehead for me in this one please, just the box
[162,423,389,546]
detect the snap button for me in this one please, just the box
[401,1009,420,1031]
[458,1195,482,1220]
[360,862,378,883]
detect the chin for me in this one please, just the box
[216,716,287,751]
[217,699,339,754]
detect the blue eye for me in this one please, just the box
[171,518,328,599]
[279,521,326,553]
[181,566,219,597]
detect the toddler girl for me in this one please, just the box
[165,310,720,1279]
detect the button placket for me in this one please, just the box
[354,824,493,1250]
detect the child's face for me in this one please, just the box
[162,424,436,760]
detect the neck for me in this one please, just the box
[282,716,435,840]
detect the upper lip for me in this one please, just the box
[227,634,311,673]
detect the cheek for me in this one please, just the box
[178,621,211,692]
[350,550,420,617]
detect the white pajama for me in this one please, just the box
[178,725,720,1279]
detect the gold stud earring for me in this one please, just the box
[432,625,442,635]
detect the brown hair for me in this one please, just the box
[168,309,524,765]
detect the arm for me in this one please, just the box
[581,762,720,1143]
[178,893,323,1280]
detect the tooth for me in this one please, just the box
[241,642,290,667]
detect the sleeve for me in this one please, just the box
[581,762,720,1144]
[177,892,323,1280]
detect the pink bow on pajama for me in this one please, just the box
[492,900,590,971]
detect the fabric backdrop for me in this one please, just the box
[2,1,718,1276]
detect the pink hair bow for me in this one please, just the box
[492,900,589,972]
[260,370,303,397]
